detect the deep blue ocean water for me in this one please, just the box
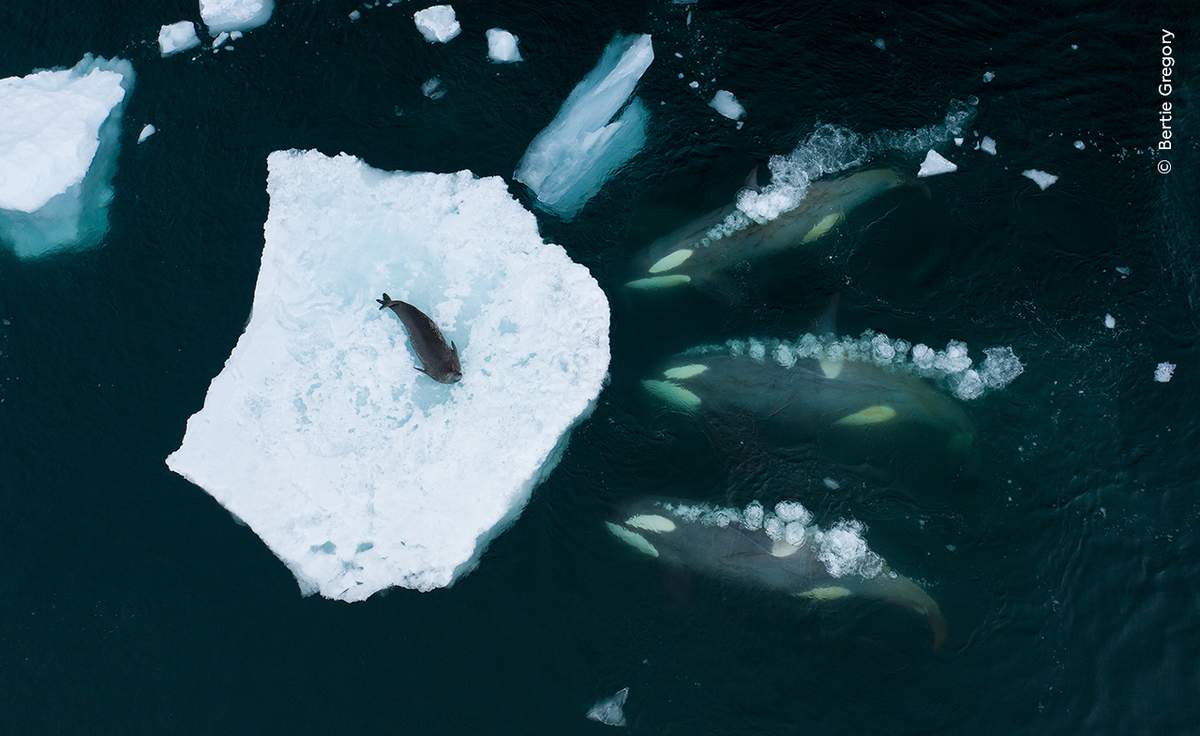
[1,0,1198,733]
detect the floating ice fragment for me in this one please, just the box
[159,21,201,56]
[1074,140,1085,150]
[982,71,995,82]
[979,136,997,155]
[485,28,521,62]
[421,77,445,100]
[413,5,461,43]
[1103,313,1115,329]
[708,89,745,121]
[953,137,963,146]
[1154,362,1176,383]
[873,38,886,51]
[823,477,840,490]
[137,123,156,143]
[1022,169,1058,190]
[918,149,957,177]
[587,687,629,727]
[0,55,134,258]
[348,9,361,21]
[164,150,610,600]
[514,33,653,220]
[199,0,275,33]
[688,80,699,89]
[212,31,230,48]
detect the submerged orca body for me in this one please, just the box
[627,168,921,298]
[377,293,463,384]
[607,496,947,651]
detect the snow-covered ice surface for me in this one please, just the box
[918,149,958,177]
[413,5,461,43]
[158,21,200,56]
[165,150,611,601]
[1155,362,1176,383]
[1022,169,1059,190]
[199,0,274,33]
[709,89,745,121]
[705,100,973,238]
[486,28,521,62]
[514,33,653,220]
[688,332,1023,401]
[137,124,157,143]
[0,55,134,259]
[587,687,629,727]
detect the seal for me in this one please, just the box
[376,293,463,384]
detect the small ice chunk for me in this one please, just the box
[230,30,243,40]
[1154,362,1176,383]
[164,150,610,600]
[137,123,156,143]
[1022,169,1058,190]
[708,89,745,121]
[873,38,886,51]
[918,149,957,177]
[514,33,654,219]
[211,31,230,48]
[485,28,522,63]
[413,5,461,43]
[688,80,699,89]
[823,477,840,490]
[0,55,134,258]
[421,77,445,100]
[158,21,201,56]
[199,0,275,33]
[953,137,963,146]
[587,687,629,727]
[979,136,997,155]
[982,71,995,83]
[1070,43,1079,50]
[1116,266,1131,277]
[1074,140,1085,150]
[348,9,361,21]
[1103,314,1115,329]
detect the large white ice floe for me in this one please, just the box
[0,55,134,259]
[413,5,461,43]
[514,33,654,220]
[158,21,201,56]
[691,331,1023,401]
[709,89,745,121]
[166,150,611,601]
[485,28,522,62]
[199,0,275,33]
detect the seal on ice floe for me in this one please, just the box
[376,293,462,384]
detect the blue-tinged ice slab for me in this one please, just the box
[166,150,611,601]
[199,0,274,33]
[514,33,653,220]
[0,55,134,259]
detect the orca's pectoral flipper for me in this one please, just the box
[377,292,394,310]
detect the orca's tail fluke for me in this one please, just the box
[377,292,395,310]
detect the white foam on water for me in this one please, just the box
[199,0,274,33]
[514,33,653,220]
[0,55,134,258]
[165,150,610,601]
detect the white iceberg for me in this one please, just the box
[486,28,522,63]
[587,687,629,727]
[199,0,274,33]
[158,21,201,56]
[1155,362,1176,383]
[1022,169,1058,190]
[413,5,461,43]
[165,150,610,601]
[0,55,134,259]
[709,89,745,121]
[918,149,957,177]
[514,33,654,220]
[137,123,157,143]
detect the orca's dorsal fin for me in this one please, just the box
[744,165,762,192]
[811,293,841,336]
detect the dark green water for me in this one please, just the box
[2,0,1198,733]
